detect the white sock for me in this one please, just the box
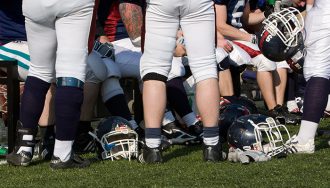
[203,136,219,146]
[297,120,318,144]
[129,120,138,130]
[53,139,73,162]
[287,100,299,112]
[17,135,33,154]
[162,110,176,126]
[145,138,161,148]
[182,112,198,127]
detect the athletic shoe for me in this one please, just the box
[162,122,196,145]
[138,145,163,164]
[188,121,203,138]
[34,136,55,160]
[7,150,33,166]
[134,127,145,140]
[286,135,315,154]
[49,153,90,169]
[7,125,36,166]
[72,131,96,154]
[203,142,226,162]
[268,105,301,125]
[160,136,171,151]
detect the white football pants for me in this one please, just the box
[140,0,218,83]
[22,0,94,83]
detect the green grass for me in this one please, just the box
[1,120,330,188]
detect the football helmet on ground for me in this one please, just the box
[257,7,304,63]
[231,96,258,114]
[228,114,291,157]
[219,104,250,142]
[90,116,138,161]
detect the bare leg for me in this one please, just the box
[196,78,219,127]
[38,84,56,126]
[143,80,166,129]
[218,70,234,97]
[80,82,100,121]
[273,68,287,106]
[257,71,276,110]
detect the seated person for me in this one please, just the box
[74,0,202,153]
[214,0,300,124]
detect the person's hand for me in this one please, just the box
[217,38,233,53]
[174,29,187,57]
[174,43,187,57]
[291,0,306,7]
[98,35,110,43]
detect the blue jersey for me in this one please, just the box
[0,0,26,44]
[214,0,247,28]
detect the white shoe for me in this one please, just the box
[286,135,315,154]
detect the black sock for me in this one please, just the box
[55,86,83,140]
[203,127,219,138]
[39,125,55,140]
[286,73,297,101]
[104,94,132,121]
[77,121,92,134]
[20,76,51,129]
[302,77,330,123]
[166,77,192,117]
[222,95,238,102]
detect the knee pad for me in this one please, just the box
[252,55,276,72]
[101,78,124,102]
[188,54,218,83]
[85,64,102,84]
[142,73,168,82]
[56,77,84,89]
[56,49,87,82]
[228,41,251,66]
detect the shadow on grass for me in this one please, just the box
[163,144,201,162]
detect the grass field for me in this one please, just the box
[0,119,330,187]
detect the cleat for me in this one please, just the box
[134,126,145,140]
[188,121,203,138]
[162,122,197,145]
[203,142,226,162]
[268,105,301,125]
[73,129,96,154]
[50,153,90,169]
[34,136,55,160]
[286,135,315,154]
[138,145,163,164]
[7,150,33,166]
[6,123,37,166]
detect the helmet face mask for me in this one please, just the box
[228,114,291,157]
[92,116,139,161]
[99,129,138,161]
[262,7,304,47]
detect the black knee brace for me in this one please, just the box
[142,73,167,83]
